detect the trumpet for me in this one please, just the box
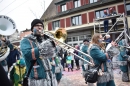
[44,28,94,65]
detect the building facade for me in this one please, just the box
[41,0,130,46]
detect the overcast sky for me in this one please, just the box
[0,0,52,32]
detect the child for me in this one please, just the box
[8,58,26,86]
[66,52,72,72]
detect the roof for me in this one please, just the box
[40,0,62,21]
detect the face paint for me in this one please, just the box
[33,28,37,35]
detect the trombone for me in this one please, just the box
[43,28,93,65]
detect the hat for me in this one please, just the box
[31,19,43,31]
[83,39,89,42]
[17,58,25,66]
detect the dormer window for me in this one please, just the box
[74,0,81,8]
[61,4,66,12]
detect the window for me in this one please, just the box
[90,0,98,4]
[71,15,82,26]
[74,0,81,8]
[73,36,78,41]
[61,4,66,12]
[126,4,130,15]
[95,9,108,18]
[67,37,72,42]
[79,35,85,41]
[52,20,60,30]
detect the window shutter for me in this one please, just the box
[60,19,65,28]
[81,0,84,6]
[67,2,70,10]
[57,5,61,13]
[70,1,74,9]
[48,22,52,31]
[85,0,89,4]
[118,4,125,14]
[66,17,71,27]
[82,13,87,24]
[89,11,95,23]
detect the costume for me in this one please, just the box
[89,44,115,86]
[20,34,57,86]
[8,58,26,86]
[118,39,129,82]
[81,44,90,76]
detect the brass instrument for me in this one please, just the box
[0,15,16,58]
[44,28,93,65]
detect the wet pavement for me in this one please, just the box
[59,68,130,86]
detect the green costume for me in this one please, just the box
[9,58,26,86]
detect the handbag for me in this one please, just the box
[84,63,101,83]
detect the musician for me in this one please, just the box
[20,19,57,86]
[7,44,20,71]
[81,39,90,75]
[118,39,130,82]
[0,37,11,73]
[88,33,116,86]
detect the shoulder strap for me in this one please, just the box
[25,39,38,78]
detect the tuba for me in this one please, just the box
[0,15,16,59]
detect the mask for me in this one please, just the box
[98,39,103,43]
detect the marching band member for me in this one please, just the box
[81,39,90,76]
[88,33,116,86]
[20,19,57,86]
[118,39,130,82]
[0,37,11,73]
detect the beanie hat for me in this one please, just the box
[31,19,43,31]
[19,58,25,66]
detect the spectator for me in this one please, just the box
[66,52,72,72]
[110,7,118,31]
[104,34,111,47]
[103,10,109,32]
[8,58,26,86]
[74,45,80,70]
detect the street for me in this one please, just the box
[59,68,130,86]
